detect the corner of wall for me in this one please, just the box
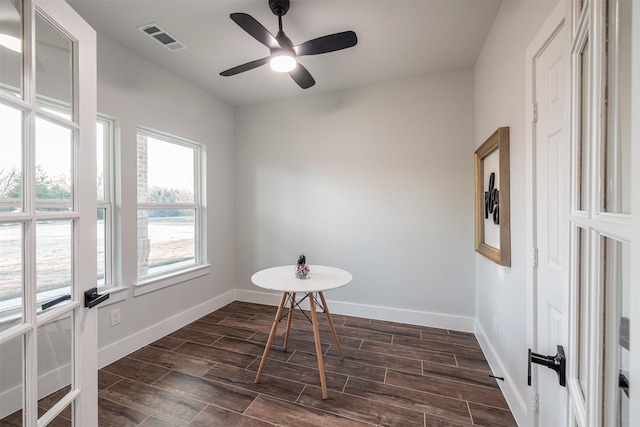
[475,319,528,425]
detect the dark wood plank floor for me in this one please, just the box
[98,301,517,427]
[2,301,518,426]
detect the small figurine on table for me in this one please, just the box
[295,254,310,279]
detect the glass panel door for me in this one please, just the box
[0,0,96,425]
[568,0,634,426]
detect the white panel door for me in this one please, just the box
[531,15,570,427]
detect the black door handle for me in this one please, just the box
[42,294,71,311]
[528,345,566,387]
[619,371,630,397]
[84,287,109,308]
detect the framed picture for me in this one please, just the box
[475,127,511,266]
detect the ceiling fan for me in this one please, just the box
[220,0,358,89]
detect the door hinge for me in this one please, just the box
[533,391,540,412]
[532,102,538,123]
[533,248,538,267]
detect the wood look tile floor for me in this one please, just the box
[1,301,518,427]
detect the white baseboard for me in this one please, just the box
[235,289,475,332]
[98,289,235,369]
[475,319,527,426]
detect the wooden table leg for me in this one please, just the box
[255,292,288,384]
[319,292,344,359]
[308,292,328,399]
[283,292,296,349]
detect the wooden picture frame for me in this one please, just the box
[475,127,511,266]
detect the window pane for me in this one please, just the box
[0,0,22,98]
[96,121,105,202]
[578,38,589,211]
[603,0,631,214]
[0,335,23,424]
[137,134,194,204]
[602,237,630,427]
[35,12,72,119]
[0,103,23,213]
[36,220,71,307]
[35,117,72,212]
[0,222,23,333]
[97,208,105,286]
[138,209,195,277]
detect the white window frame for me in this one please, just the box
[134,127,208,296]
[97,115,114,288]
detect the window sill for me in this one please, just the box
[134,264,211,297]
[96,285,129,308]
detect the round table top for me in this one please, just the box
[251,265,352,293]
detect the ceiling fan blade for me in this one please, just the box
[220,57,270,76]
[293,31,357,57]
[230,13,279,49]
[289,63,315,89]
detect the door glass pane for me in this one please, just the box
[577,38,589,211]
[35,117,72,212]
[0,0,22,98]
[39,388,72,425]
[0,334,23,425]
[36,220,72,308]
[0,222,23,333]
[35,12,72,120]
[0,102,23,213]
[602,237,630,427]
[603,0,631,214]
[576,226,589,397]
[37,313,72,422]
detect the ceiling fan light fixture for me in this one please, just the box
[270,52,296,72]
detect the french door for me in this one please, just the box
[567,0,634,426]
[0,0,97,425]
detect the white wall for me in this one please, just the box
[473,0,557,424]
[95,35,236,366]
[234,70,477,330]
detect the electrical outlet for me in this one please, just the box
[493,317,498,336]
[110,309,121,327]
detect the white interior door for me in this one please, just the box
[534,20,569,426]
[531,15,570,427]
[0,0,97,425]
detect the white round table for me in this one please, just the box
[251,265,352,399]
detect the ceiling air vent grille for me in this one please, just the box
[137,23,187,52]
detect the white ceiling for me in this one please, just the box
[68,0,502,107]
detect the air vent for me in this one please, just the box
[137,23,187,52]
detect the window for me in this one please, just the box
[97,116,114,287]
[136,128,204,281]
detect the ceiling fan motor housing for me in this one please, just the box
[269,0,290,16]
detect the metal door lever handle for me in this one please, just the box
[84,287,109,308]
[619,372,630,397]
[528,345,566,387]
